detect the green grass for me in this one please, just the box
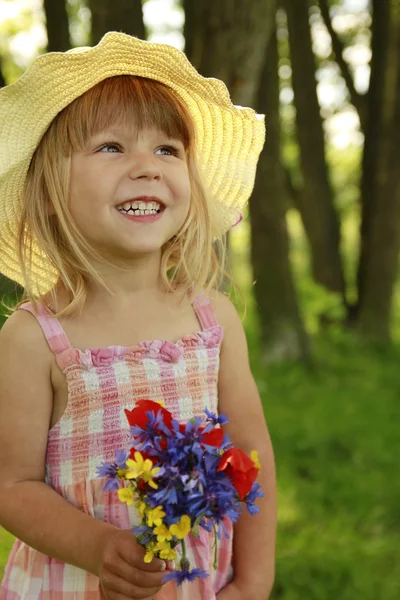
[0,528,14,582]
[253,333,400,599]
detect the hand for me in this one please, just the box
[97,529,167,599]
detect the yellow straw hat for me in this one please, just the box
[0,32,265,295]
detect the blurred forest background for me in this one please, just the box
[0,0,399,598]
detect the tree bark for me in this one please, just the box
[89,0,146,45]
[184,0,276,106]
[283,0,345,296]
[183,1,206,71]
[250,27,311,362]
[43,0,71,52]
[356,0,400,341]
[0,58,5,88]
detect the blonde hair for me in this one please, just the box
[4,75,237,319]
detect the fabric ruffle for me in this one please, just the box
[56,325,223,371]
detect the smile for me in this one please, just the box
[116,206,165,223]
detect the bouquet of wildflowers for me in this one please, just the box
[97,400,263,585]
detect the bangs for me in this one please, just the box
[55,75,195,154]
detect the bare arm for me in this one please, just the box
[212,293,277,600]
[0,310,118,574]
[0,310,166,599]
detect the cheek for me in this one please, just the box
[177,170,191,204]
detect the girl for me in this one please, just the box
[0,32,277,600]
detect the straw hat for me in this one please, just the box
[0,32,265,295]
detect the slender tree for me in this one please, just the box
[250,26,311,362]
[356,0,400,340]
[283,0,345,296]
[318,0,368,130]
[43,0,71,52]
[0,56,5,88]
[319,0,400,340]
[184,0,275,105]
[88,0,146,44]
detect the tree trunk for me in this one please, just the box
[250,27,311,362]
[183,2,206,71]
[43,0,71,52]
[0,55,6,88]
[89,0,146,45]
[184,0,276,105]
[283,0,345,296]
[356,0,400,341]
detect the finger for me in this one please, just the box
[108,559,166,589]
[119,545,166,573]
[102,573,162,599]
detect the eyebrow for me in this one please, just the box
[92,127,130,138]
[93,127,183,140]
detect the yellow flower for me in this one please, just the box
[144,546,155,563]
[155,400,166,407]
[136,500,147,519]
[117,487,134,506]
[126,452,160,488]
[251,450,261,469]
[154,523,173,543]
[116,468,127,479]
[147,505,166,527]
[169,515,191,540]
[155,541,177,561]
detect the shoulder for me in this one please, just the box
[0,309,54,483]
[207,289,250,363]
[2,306,41,342]
[0,307,53,372]
[207,289,244,333]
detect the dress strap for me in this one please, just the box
[192,290,219,330]
[18,301,72,355]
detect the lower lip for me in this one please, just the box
[116,208,164,223]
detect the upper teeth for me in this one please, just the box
[117,200,162,212]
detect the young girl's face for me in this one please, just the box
[68,120,191,260]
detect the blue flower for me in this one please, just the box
[204,407,229,426]
[130,410,171,451]
[163,567,209,586]
[132,524,153,536]
[245,482,264,515]
[96,449,129,491]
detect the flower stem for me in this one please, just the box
[213,524,218,570]
[180,537,188,569]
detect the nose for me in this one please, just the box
[128,152,161,181]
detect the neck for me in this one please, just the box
[52,251,181,313]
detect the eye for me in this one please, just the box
[155,145,182,157]
[98,142,122,153]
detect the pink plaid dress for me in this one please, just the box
[0,291,233,600]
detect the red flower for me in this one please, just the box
[201,428,224,448]
[124,400,173,431]
[217,448,259,500]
